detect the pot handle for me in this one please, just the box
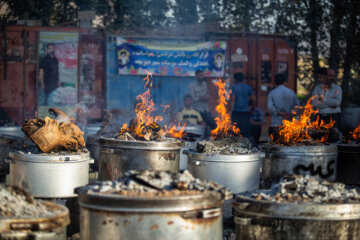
[182,207,221,219]
[234,216,252,225]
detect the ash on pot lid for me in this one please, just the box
[196,137,258,155]
[12,144,88,155]
[0,184,60,218]
[241,175,360,203]
[77,170,232,200]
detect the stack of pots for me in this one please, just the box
[98,138,182,180]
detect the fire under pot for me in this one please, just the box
[260,144,338,184]
[9,151,91,198]
[98,138,182,180]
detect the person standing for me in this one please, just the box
[229,72,254,138]
[39,43,59,105]
[267,73,299,137]
[311,67,342,129]
[249,100,264,145]
[188,69,216,131]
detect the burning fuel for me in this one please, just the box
[21,116,85,153]
[211,79,240,139]
[117,72,185,141]
[271,96,335,145]
[77,170,232,200]
[343,123,360,144]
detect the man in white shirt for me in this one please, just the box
[267,73,300,137]
[311,67,342,129]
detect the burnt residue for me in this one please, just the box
[150,224,159,230]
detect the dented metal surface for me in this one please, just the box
[233,195,360,240]
[98,138,182,180]
[78,192,223,240]
[260,144,338,184]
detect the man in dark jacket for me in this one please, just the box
[39,43,59,105]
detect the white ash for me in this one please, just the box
[243,175,360,203]
[12,144,88,155]
[77,170,232,200]
[197,137,258,155]
[0,184,59,218]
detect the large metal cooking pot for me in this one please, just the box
[233,195,360,240]
[182,125,206,138]
[186,151,260,193]
[9,151,90,198]
[260,144,338,183]
[82,124,101,141]
[0,126,25,139]
[78,191,223,240]
[0,135,24,181]
[86,135,100,170]
[179,141,197,170]
[336,144,360,185]
[98,138,182,180]
[0,200,69,240]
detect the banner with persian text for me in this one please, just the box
[116,37,226,77]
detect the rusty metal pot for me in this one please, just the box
[98,138,182,180]
[233,195,360,240]
[78,191,223,240]
[0,201,69,240]
[260,144,338,184]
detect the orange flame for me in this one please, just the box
[166,123,187,138]
[274,96,335,145]
[119,72,185,140]
[211,79,240,139]
[350,123,360,142]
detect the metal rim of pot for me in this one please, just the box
[0,200,70,232]
[99,137,184,150]
[77,191,223,212]
[337,143,360,152]
[233,195,360,221]
[185,150,260,162]
[260,144,338,157]
[9,151,91,162]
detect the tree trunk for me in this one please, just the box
[308,0,320,82]
[341,0,358,106]
[329,0,343,74]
